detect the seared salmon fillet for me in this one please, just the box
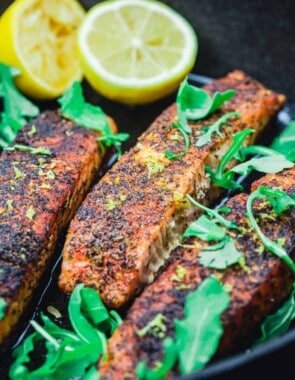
[98,167,295,379]
[59,71,285,309]
[0,110,103,345]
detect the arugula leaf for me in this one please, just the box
[246,186,295,273]
[183,214,226,241]
[183,199,242,270]
[196,112,240,147]
[165,103,191,160]
[9,331,40,379]
[231,155,294,176]
[58,82,129,157]
[176,102,192,132]
[177,78,236,120]
[68,284,105,345]
[257,186,295,214]
[165,119,191,160]
[199,237,242,270]
[175,276,230,374]
[136,337,177,380]
[256,283,295,344]
[4,144,52,156]
[0,63,39,147]
[58,82,110,134]
[186,195,238,230]
[271,121,295,162]
[206,128,254,189]
[80,286,122,335]
[166,79,236,160]
[9,284,120,380]
[84,365,101,380]
[0,298,6,320]
[239,144,285,160]
[136,277,230,379]
[207,129,294,190]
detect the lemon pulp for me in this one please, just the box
[78,0,198,105]
[0,0,85,99]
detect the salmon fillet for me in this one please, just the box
[99,167,295,379]
[59,71,285,309]
[0,110,103,345]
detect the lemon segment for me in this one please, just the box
[0,0,85,99]
[78,0,198,105]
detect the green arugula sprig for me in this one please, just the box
[270,120,295,162]
[165,111,191,160]
[9,284,122,380]
[232,145,294,177]
[206,128,254,189]
[0,298,6,320]
[165,79,236,159]
[246,186,295,273]
[206,129,294,190]
[177,79,235,120]
[4,144,52,156]
[256,282,295,344]
[136,337,177,380]
[183,196,242,270]
[58,82,129,158]
[185,195,237,231]
[136,277,230,379]
[196,112,240,148]
[0,62,39,148]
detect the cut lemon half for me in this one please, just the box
[0,0,85,99]
[78,0,198,105]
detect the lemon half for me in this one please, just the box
[78,0,198,105]
[0,0,85,99]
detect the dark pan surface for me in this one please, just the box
[0,73,294,380]
[1,1,295,379]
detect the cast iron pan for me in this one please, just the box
[0,1,295,379]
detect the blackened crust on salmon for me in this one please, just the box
[0,110,102,345]
[98,167,295,379]
[59,71,285,310]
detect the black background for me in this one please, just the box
[1,0,295,101]
[0,1,295,380]
[79,0,295,101]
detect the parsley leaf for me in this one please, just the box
[199,237,242,270]
[256,282,295,344]
[196,112,240,147]
[9,284,120,380]
[246,186,295,273]
[271,120,295,162]
[58,82,129,157]
[175,276,230,374]
[0,63,39,147]
[0,298,6,320]
[177,78,236,120]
